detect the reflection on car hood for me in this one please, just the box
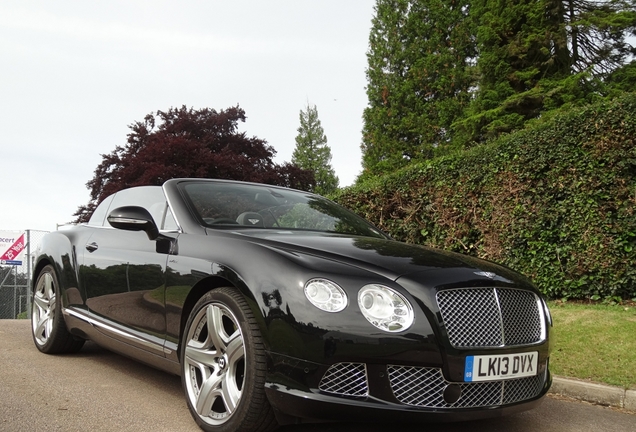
[232,230,523,283]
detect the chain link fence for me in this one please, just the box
[0,230,49,319]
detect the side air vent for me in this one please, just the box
[318,363,369,397]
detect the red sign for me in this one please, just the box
[0,234,25,264]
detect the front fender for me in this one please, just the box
[165,233,441,369]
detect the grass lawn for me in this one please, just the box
[549,301,636,389]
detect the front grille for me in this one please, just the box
[436,288,544,348]
[388,365,546,408]
[318,363,369,397]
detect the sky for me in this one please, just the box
[0,0,376,232]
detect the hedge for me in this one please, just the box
[334,94,636,300]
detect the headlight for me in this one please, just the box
[304,279,347,312]
[358,284,414,332]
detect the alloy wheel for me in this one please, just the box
[32,271,56,346]
[183,302,246,426]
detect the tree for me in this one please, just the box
[291,103,339,195]
[565,0,636,77]
[454,0,572,144]
[605,59,636,94]
[456,0,636,145]
[74,105,314,222]
[361,0,636,166]
[361,0,475,178]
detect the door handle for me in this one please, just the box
[85,242,98,252]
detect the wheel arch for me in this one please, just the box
[32,231,82,309]
[32,257,53,290]
[177,274,269,361]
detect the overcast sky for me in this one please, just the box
[0,0,376,232]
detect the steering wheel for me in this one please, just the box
[261,208,281,227]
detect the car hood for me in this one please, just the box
[230,230,528,285]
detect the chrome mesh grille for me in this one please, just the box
[318,363,369,397]
[498,289,543,345]
[503,372,546,404]
[436,288,543,348]
[388,365,545,408]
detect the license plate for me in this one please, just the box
[464,352,538,382]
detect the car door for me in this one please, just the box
[80,186,172,354]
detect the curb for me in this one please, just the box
[549,376,636,411]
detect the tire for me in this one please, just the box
[181,287,277,432]
[31,265,85,354]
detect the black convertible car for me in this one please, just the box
[31,178,552,431]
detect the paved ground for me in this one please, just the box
[1,320,634,432]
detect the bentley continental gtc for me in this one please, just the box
[31,178,552,431]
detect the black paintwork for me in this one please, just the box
[33,178,552,424]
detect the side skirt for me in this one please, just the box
[63,307,181,376]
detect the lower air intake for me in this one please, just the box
[388,365,545,408]
[318,362,369,397]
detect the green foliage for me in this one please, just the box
[566,0,636,77]
[361,0,474,179]
[292,103,339,195]
[459,0,572,144]
[461,0,636,144]
[362,0,636,164]
[606,60,636,96]
[335,94,636,300]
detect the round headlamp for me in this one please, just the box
[304,279,347,312]
[358,284,414,332]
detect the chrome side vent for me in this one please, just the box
[318,363,369,397]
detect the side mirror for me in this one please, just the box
[107,206,160,240]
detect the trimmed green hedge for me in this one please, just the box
[335,94,636,300]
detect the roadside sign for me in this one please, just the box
[0,232,26,266]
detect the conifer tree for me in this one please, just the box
[565,0,636,77]
[457,0,636,144]
[455,0,570,144]
[361,0,474,178]
[361,0,636,169]
[292,103,339,195]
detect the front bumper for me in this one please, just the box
[264,353,551,425]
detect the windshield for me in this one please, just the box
[180,181,388,239]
